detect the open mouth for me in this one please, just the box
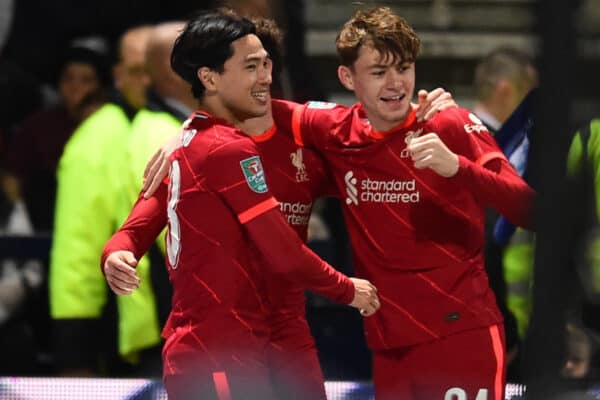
[251,91,268,101]
[380,94,406,102]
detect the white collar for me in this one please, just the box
[472,106,501,132]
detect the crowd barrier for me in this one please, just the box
[0,377,530,400]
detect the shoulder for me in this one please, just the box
[430,107,491,136]
[180,116,258,164]
[304,100,352,121]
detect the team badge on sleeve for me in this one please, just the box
[307,101,337,110]
[464,113,489,134]
[240,156,268,193]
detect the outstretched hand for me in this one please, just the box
[104,251,140,295]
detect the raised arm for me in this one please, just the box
[407,108,535,228]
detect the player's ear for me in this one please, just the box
[197,67,217,93]
[337,65,355,91]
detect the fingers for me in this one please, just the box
[426,87,446,101]
[422,98,456,121]
[412,151,434,168]
[104,252,140,295]
[415,87,450,122]
[106,263,139,286]
[406,134,439,154]
[349,278,381,316]
[142,150,161,192]
[359,297,381,317]
[107,277,136,295]
[143,157,170,199]
[417,89,428,104]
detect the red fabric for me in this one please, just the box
[102,112,349,398]
[373,324,506,400]
[455,155,535,229]
[272,100,535,351]
[100,183,168,271]
[251,125,337,238]
[163,367,274,400]
[245,207,354,304]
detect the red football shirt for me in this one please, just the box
[272,99,535,350]
[103,111,350,380]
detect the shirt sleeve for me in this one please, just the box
[271,98,341,150]
[202,137,280,222]
[101,183,169,270]
[437,108,535,228]
[245,207,355,304]
[202,136,355,303]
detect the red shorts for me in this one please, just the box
[163,368,275,400]
[267,323,326,400]
[373,324,506,400]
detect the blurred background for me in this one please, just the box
[1,1,600,399]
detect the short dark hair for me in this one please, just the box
[171,9,256,99]
[251,17,284,78]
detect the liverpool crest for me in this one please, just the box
[291,148,309,182]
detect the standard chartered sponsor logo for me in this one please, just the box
[345,171,420,205]
[345,171,359,205]
[280,201,312,225]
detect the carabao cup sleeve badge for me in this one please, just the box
[240,156,268,193]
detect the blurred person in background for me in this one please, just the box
[110,21,194,377]
[472,47,538,381]
[104,13,411,398]
[1,37,111,376]
[5,36,112,233]
[0,169,44,375]
[226,0,326,102]
[563,118,600,384]
[49,26,152,377]
[473,47,537,135]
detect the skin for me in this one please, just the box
[474,64,537,127]
[337,47,416,133]
[113,26,153,111]
[59,63,101,118]
[199,33,272,126]
[339,45,460,178]
[105,32,381,314]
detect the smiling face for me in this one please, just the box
[338,45,415,132]
[335,7,421,132]
[207,33,272,124]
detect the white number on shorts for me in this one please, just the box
[444,388,488,400]
[166,160,181,269]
